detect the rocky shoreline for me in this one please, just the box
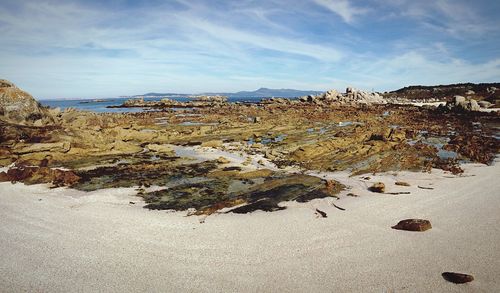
[1,79,499,216]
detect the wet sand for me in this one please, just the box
[0,161,499,292]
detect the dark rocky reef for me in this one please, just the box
[0,166,80,187]
[109,96,228,109]
[384,82,500,106]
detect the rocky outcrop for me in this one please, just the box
[122,97,182,107]
[0,79,54,125]
[300,88,386,105]
[384,82,500,106]
[345,87,386,104]
[190,95,228,103]
[300,89,343,103]
[115,95,227,109]
[439,95,481,112]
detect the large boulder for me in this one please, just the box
[300,87,386,105]
[452,95,466,106]
[0,79,53,125]
[478,100,492,108]
[440,95,481,112]
[345,88,386,104]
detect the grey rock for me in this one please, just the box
[0,79,54,125]
[444,96,481,112]
[452,95,466,106]
[478,101,492,108]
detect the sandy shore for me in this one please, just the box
[1,161,499,292]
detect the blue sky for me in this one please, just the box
[0,0,499,99]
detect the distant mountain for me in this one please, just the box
[135,88,324,98]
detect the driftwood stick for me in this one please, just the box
[332,203,346,211]
[315,208,327,218]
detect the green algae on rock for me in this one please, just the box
[141,173,344,215]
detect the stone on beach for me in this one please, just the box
[369,182,385,193]
[395,181,410,186]
[441,272,474,284]
[391,219,432,232]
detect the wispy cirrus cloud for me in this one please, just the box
[312,0,369,24]
[380,0,497,38]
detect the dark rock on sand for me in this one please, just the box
[369,182,385,193]
[395,181,410,186]
[392,219,432,232]
[230,198,286,213]
[442,272,474,284]
[0,166,80,187]
[142,172,344,215]
[315,208,327,218]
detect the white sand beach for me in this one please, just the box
[1,161,499,292]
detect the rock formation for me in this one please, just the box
[439,95,481,112]
[190,95,228,103]
[122,97,181,107]
[0,79,53,125]
[300,87,386,105]
[114,95,227,109]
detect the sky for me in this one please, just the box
[0,0,499,99]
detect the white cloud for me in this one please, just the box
[180,17,343,62]
[313,0,369,23]
[340,51,500,91]
[380,0,495,38]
